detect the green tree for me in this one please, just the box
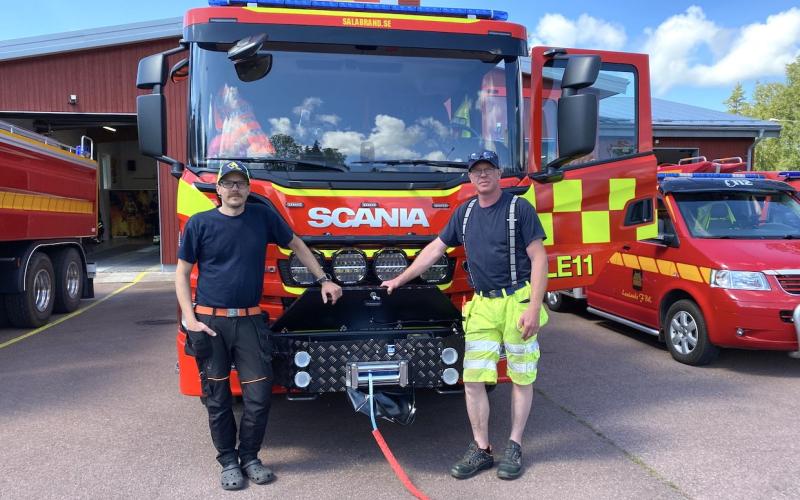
[724,82,750,115]
[725,56,800,169]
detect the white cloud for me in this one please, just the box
[529,13,626,51]
[321,114,423,159]
[643,6,800,94]
[268,117,293,136]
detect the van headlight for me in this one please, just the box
[332,248,367,284]
[289,250,325,285]
[710,270,770,291]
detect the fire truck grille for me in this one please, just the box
[272,336,461,392]
[776,274,800,295]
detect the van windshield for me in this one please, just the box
[675,192,800,239]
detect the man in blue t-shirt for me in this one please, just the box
[177,161,341,490]
[381,150,548,481]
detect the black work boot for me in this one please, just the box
[450,441,494,479]
[496,439,523,480]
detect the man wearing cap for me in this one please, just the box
[381,150,548,480]
[176,161,342,490]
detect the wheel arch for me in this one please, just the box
[658,289,696,342]
[0,240,87,293]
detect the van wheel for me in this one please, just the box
[664,300,719,365]
[545,291,570,312]
[5,252,55,328]
[53,248,84,313]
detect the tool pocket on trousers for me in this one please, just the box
[253,319,274,362]
[185,329,212,359]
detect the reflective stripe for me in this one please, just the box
[509,195,519,285]
[609,178,637,211]
[177,178,216,217]
[538,212,553,247]
[581,211,610,243]
[463,359,498,370]
[462,198,478,286]
[465,340,501,354]
[552,179,582,212]
[504,340,540,355]
[507,360,538,373]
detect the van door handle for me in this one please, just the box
[622,245,631,251]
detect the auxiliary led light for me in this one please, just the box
[289,249,325,285]
[373,248,408,281]
[421,254,449,283]
[332,248,367,284]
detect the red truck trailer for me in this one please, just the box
[0,121,97,328]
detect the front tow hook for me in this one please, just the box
[789,304,800,359]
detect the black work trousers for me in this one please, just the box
[193,313,273,467]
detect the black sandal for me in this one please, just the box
[220,463,244,490]
[242,459,276,485]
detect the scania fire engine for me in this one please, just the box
[136,0,657,409]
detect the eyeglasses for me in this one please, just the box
[218,180,249,189]
[469,167,497,177]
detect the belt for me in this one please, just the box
[194,305,262,317]
[476,282,529,299]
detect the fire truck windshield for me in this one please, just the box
[675,192,800,239]
[189,47,521,177]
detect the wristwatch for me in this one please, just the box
[316,273,333,284]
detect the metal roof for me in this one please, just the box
[651,98,780,139]
[0,18,181,62]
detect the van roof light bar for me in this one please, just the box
[778,171,800,179]
[207,0,508,21]
[657,172,765,180]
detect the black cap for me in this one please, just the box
[467,150,501,171]
[217,160,251,183]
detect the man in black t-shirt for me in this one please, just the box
[381,150,548,481]
[177,161,341,490]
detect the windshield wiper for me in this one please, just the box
[209,157,348,172]
[351,159,469,168]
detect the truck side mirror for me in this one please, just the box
[136,53,169,90]
[545,55,601,171]
[136,46,186,177]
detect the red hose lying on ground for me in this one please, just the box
[371,429,431,500]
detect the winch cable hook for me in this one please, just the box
[367,373,430,500]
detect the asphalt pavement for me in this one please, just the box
[0,280,797,500]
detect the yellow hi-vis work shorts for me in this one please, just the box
[461,283,548,385]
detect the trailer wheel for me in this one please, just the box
[5,252,55,328]
[53,248,84,313]
[664,300,719,366]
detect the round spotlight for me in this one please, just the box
[289,249,325,285]
[294,371,311,388]
[442,367,459,385]
[332,248,367,284]
[421,254,449,283]
[373,248,408,281]
[294,351,311,368]
[441,347,458,365]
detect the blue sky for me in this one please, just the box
[2,1,799,111]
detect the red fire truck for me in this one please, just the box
[136,1,656,406]
[0,121,97,328]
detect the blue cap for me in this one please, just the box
[467,150,500,171]
[217,160,251,183]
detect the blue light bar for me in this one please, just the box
[779,171,800,179]
[207,0,508,21]
[658,172,765,180]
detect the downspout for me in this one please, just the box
[746,129,765,171]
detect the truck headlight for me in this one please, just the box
[710,270,770,291]
[421,255,449,283]
[289,249,325,285]
[373,248,408,281]
[332,248,367,284]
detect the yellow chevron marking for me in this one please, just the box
[622,253,640,270]
[638,256,659,273]
[609,252,623,266]
[699,267,712,284]
[656,259,677,276]
[677,263,703,282]
[0,190,93,214]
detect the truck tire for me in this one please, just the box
[53,247,84,313]
[664,300,719,366]
[545,291,571,312]
[4,252,55,328]
[0,297,8,327]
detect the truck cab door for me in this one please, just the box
[524,47,658,292]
